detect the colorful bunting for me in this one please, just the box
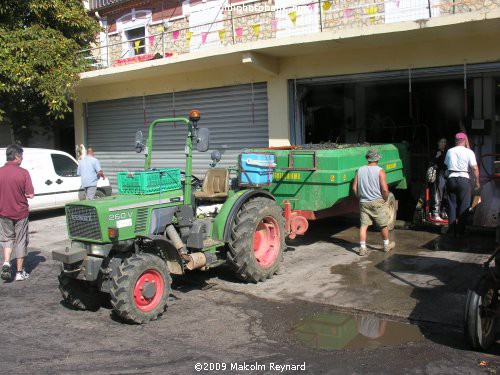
[148,35,155,46]
[288,11,297,26]
[134,40,141,54]
[367,5,378,24]
[201,32,209,44]
[172,30,179,41]
[218,29,226,41]
[308,3,315,12]
[252,23,260,37]
[322,1,332,11]
[271,18,278,31]
[343,8,354,18]
[186,31,193,45]
[395,0,400,7]
[235,27,243,38]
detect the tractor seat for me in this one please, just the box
[194,168,229,201]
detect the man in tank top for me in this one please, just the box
[352,148,396,256]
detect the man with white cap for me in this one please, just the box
[352,148,396,256]
[444,132,480,236]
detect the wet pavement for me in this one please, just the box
[1,211,500,374]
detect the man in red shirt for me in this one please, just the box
[0,144,34,281]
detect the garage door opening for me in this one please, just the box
[290,67,500,219]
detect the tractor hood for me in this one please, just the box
[65,188,184,244]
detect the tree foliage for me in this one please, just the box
[0,0,99,143]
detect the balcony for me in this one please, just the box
[87,0,129,11]
[80,0,500,71]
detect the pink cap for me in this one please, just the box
[455,132,467,140]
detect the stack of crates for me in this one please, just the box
[117,168,181,195]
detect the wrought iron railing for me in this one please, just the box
[79,0,493,71]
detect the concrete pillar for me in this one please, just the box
[267,77,290,147]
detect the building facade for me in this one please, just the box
[78,0,500,186]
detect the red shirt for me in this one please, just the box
[0,161,35,220]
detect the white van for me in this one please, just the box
[0,148,112,212]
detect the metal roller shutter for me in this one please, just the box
[86,83,268,187]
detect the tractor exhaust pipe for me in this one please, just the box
[185,252,216,271]
[165,224,187,254]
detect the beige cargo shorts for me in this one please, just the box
[360,199,389,228]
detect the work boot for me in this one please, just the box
[358,247,368,256]
[384,241,396,253]
[1,262,11,281]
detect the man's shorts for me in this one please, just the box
[360,199,389,227]
[85,186,97,200]
[0,216,29,258]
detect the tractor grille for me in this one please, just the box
[135,208,148,234]
[66,206,102,241]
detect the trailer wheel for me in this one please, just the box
[464,275,498,351]
[110,253,171,324]
[387,193,397,231]
[228,197,286,283]
[58,272,101,311]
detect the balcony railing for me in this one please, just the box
[87,0,129,11]
[80,0,494,71]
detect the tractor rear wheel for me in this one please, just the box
[110,253,171,324]
[58,272,101,311]
[228,197,286,283]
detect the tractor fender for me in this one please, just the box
[214,189,276,243]
[144,235,185,275]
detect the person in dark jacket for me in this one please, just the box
[430,137,448,219]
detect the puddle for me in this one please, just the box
[294,311,423,351]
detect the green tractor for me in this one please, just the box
[53,111,408,323]
[52,111,286,323]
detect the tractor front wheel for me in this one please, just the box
[228,197,286,283]
[110,253,171,324]
[58,272,101,311]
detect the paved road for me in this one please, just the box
[1,211,499,374]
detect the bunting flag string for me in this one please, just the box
[134,40,141,54]
[235,27,243,38]
[148,35,155,46]
[271,18,278,31]
[252,23,260,37]
[288,11,297,26]
[308,2,315,12]
[322,1,332,11]
[367,5,378,24]
[343,8,354,18]
[218,29,225,41]
[172,30,180,41]
[201,32,209,44]
[186,31,193,45]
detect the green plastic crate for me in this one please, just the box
[117,168,181,195]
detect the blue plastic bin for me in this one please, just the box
[239,153,276,186]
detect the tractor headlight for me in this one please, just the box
[89,244,111,257]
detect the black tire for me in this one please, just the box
[58,272,101,311]
[110,253,171,324]
[387,193,397,231]
[228,197,286,283]
[464,275,498,351]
